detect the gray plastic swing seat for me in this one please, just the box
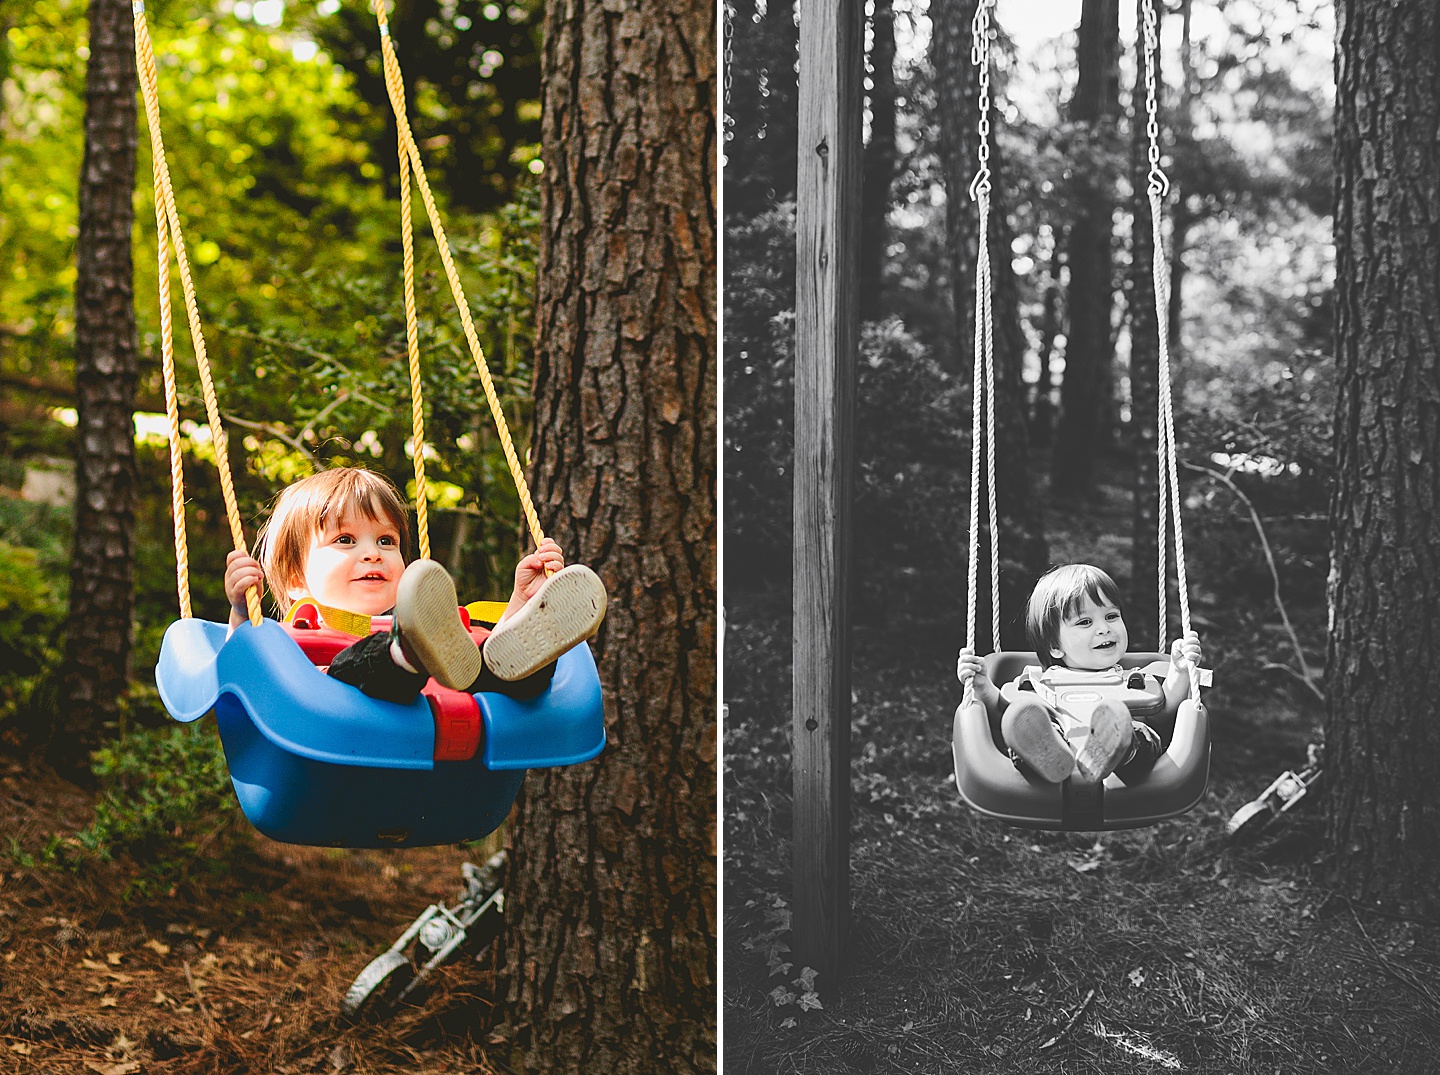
[952,651,1209,830]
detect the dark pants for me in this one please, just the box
[327,631,556,706]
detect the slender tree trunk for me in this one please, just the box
[932,0,1047,648]
[1167,0,1194,367]
[1051,0,1120,495]
[1030,242,1062,446]
[1326,0,1440,916]
[500,1,717,1070]
[858,0,896,318]
[1129,0,1160,649]
[54,0,139,778]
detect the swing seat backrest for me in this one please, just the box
[953,651,1209,831]
[155,617,605,847]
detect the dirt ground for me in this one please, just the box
[722,468,1440,1074]
[0,760,514,1075]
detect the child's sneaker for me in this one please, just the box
[1075,700,1134,782]
[1001,698,1075,783]
[482,564,607,682]
[393,560,482,691]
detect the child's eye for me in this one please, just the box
[1106,611,1120,620]
[379,536,397,547]
[335,534,354,545]
[1075,618,1091,627]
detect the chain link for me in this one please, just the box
[722,1,735,147]
[968,0,995,200]
[1142,0,1169,196]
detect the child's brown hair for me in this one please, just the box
[255,468,410,613]
[1025,564,1126,668]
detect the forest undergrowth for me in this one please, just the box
[0,761,515,1075]
[723,458,1440,1074]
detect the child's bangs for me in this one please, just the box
[1056,570,1123,621]
[319,473,406,537]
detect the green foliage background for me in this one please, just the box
[1,0,546,845]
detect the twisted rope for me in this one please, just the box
[133,1,261,626]
[966,0,1000,656]
[374,4,546,555]
[1141,0,1197,700]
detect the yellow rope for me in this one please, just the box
[133,2,262,627]
[397,141,431,560]
[374,3,547,555]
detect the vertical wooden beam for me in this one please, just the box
[792,0,862,989]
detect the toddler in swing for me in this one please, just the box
[222,467,607,705]
[957,564,1201,783]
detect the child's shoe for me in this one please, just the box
[482,564,607,682]
[1075,701,1134,782]
[1001,698,1075,783]
[393,559,482,691]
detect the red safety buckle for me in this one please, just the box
[292,601,320,630]
[425,685,482,762]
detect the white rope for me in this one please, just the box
[1142,0,1198,701]
[966,0,999,655]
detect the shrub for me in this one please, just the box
[0,539,66,736]
[77,724,238,868]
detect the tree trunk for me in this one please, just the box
[1326,0,1440,916]
[54,0,139,778]
[1128,0,1160,650]
[1166,0,1195,367]
[932,0,1047,649]
[499,1,717,1070]
[858,0,896,319]
[1051,0,1120,495]
[1029,243,1062,447]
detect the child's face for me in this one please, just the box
[1050,593,1128,670]
[294,510,406,616]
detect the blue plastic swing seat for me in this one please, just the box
[155,617,606,847]
[952,651,1209,831]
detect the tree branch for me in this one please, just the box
[1181,460,1323,702]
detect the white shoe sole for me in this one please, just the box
[1002,699,1076,783]
[483,564,607,682]
[394,560,481,691]
[1075,701,1134,782]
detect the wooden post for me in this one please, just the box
[792,0,862,989]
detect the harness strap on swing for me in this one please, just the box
[133,1,262,627]
[373,3,550,563]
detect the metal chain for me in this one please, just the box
[968,0,995,200]
[1141,0,1169,197]
[722,1,734,148]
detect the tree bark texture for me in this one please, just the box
[1052,0,1120,494]
[932,0,1047,648]
[858,0,896,318]
[1326,0,1440,915]
[1128,0,1160,650]
[502,1,717,1070]
[56,0,139,775]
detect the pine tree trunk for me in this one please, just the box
[54,0,139,778]
[1326,0,1440,915]
[932,0,1047,648]
[499,1,717,1069]
[1129,0,1160,649]
[858,0,896,318]
[1051,0,1120,494]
